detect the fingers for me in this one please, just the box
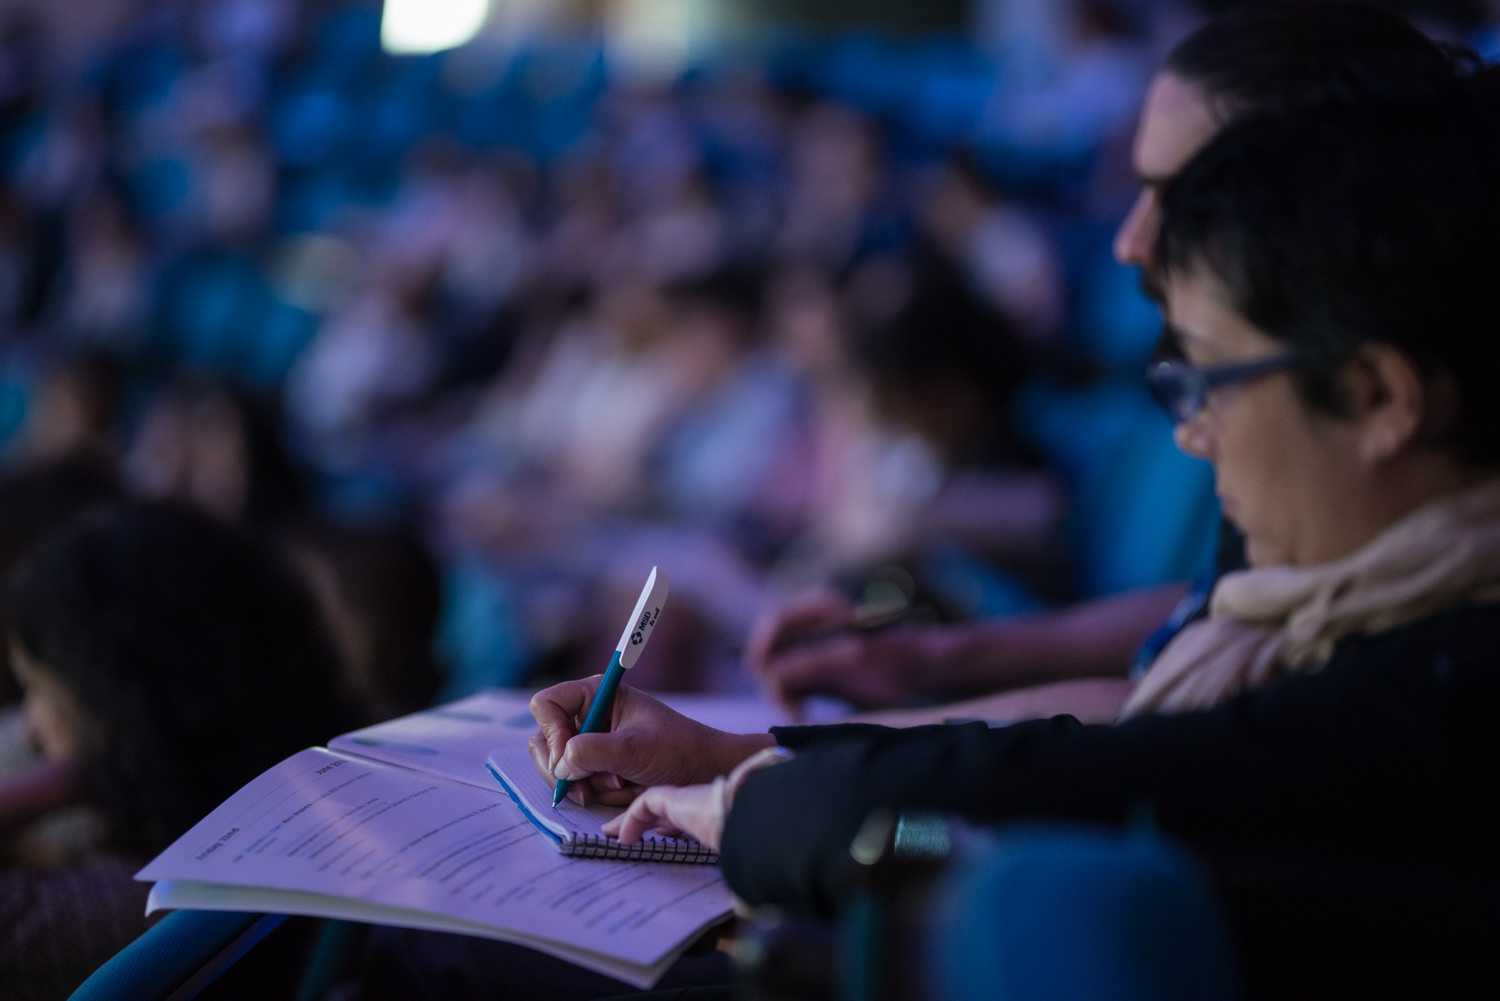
[760,634,864,708]
[530,679,738,799]
[554,731,640,789]
[600,781,727,848]
[603,787,687,845]
[529,676,604,771]
[528,729,594,805]
[557,774,638,809]
[527,730,555,786]
[744,589,854,680]
[581,773,639,808]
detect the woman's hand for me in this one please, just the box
[602,782,727,849]
[529,677,776,806]
[601,746,794,849]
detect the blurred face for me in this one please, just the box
[126,395,248,520]
[1165,269,1370,568]
[11,644,88,761]
[1113,72,1219,274]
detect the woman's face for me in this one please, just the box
[1164,269,1370,568]
[11,644,88,761]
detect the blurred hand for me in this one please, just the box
[529,676,775,807]
[745,589,934,712]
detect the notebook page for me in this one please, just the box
[485,745,619,840]
[486,745,715,860]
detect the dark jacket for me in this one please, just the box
[723,601,1500,905]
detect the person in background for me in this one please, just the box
[0,456,125,902]
[122,377,448,721]
[0,501,361,1001]
[0,454,123,709]
[124,377,308,531]
[746,1,1480,724]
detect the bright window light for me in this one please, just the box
[382,0,490,56]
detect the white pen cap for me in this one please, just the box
[615,566,669,669]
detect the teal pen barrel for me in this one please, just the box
[552,653,625,805]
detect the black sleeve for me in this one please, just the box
[720,608,1500,914]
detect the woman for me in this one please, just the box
[0,501,360,1000]
[528,96,1500,993]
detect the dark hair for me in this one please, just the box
[285,518,443,720]
[662,266,766,346]
[852,257,1034,466]
[1155,97,1500,467]
[8,501,361,854]
[1164,2,1476,122]
[0,454,123,703]
[140,377,309,530]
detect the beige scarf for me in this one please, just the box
[1117,479,1500,720]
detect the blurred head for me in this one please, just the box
[284,518,443,721]
[765,265,850,378]
[1114,2,1467,273]
[852,258,1030,466]
[8,501,358,853]
[662,267,763,352]
[20,353,125,463]
[0,454,123,705]
[1151,97,1500,567]
[126,379,306,529]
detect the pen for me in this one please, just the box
[553,566,670,807]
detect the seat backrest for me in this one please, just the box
[68,910,284,1001]
[1016,379,1219,599]
[926,823,1242,1001]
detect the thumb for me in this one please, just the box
[554,730,631,784]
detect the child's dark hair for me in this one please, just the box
[8,500,361,854]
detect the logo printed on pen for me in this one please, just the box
[630,606,660,645]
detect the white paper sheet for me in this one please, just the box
[137,747,732,987]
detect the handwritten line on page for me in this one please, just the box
[486,746,718,863]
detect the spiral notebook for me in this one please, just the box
[485,746,719,864]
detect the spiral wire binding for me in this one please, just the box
[564,834,720,864]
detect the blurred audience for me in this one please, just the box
[0,0,1490,713]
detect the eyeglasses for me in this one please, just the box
[1146,352,1297,423]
